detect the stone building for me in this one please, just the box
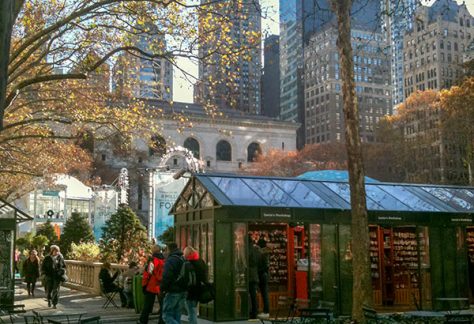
[403,0,473,98]
[304,26,392,144]
[93,100,299,222]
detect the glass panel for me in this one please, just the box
[418,226,431,309]
[242,179,298,207]
[421,187,474,211]
[366,186,411,211]
[378,186,440,211]
[323,182,351,204]
[274,180,333,208]
[201,193,214,208]
[309,224,322,304]
[208,223,214,282]
[233,223,247,318]
[210,177,265,206]
[0,230,14,305]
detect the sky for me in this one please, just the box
[172,0,474,103]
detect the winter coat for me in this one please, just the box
[41,254,66,280]
[186,251,208,301]
[142,252,165,294]
[160,249,186,293]
[99,268,119,292]
[249,244,261,284]
[23,257,40,283]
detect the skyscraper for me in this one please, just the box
[195,0,262,114]
[262,35,281,118]
[381,0,418,106]
[113,23,173,101]
[279,0,305,147]
[304,27,392,144]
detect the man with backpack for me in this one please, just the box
[183,246,208,324]
[139,245,165,324]
[160,242,189,324]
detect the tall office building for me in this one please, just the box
[279,0,305,147]
[195,0,261,114]
[280,0,383,148]
[113,23,173,101]
[262,35,281,118]
[403,0,473,97]
[304,27,392,144]
[381,0,418,106]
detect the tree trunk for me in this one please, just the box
[332,0,373,321]
[0,0,15,131]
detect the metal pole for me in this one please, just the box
[148,169,155,240]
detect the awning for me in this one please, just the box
[0,199,33,223]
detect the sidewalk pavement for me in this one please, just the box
[7,282,251,324]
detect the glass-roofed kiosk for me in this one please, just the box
[170,173,474,321]
[0,199,33,307]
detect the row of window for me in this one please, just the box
[148,137,264,163]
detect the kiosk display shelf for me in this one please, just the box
[249,225,288,284]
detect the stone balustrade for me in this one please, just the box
[64,260,128,295]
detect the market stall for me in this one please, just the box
[171,174,474,321]
[0,199,33,307]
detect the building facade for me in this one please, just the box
[304,27,392,144]
[195,0,261,114]
[93,100,299,224]
[262,35,281,118]
[403,0,474,98]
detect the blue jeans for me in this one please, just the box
[163,292,186,324]
[186,299,198,324]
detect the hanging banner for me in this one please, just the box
[93,188,118,239]
[153,172,187,240]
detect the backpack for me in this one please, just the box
[174,256,197,290]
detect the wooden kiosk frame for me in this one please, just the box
[171,174,474,321]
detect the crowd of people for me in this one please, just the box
[17,239,272,323]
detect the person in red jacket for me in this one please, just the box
[139,245,165,324]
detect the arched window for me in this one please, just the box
[216,140,232,161]
[149,135,166,156]
[184,137,200,159]
[247,142,262,162]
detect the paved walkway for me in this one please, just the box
[7,282,251,324]
[8,281,155,323]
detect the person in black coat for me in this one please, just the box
[248,236,261,320]
[23,250,40,297]
[41,245,66,308]
[257,238,270,317]
[183,246,209,324]
[98,262,127,307]
[160,242,187,324]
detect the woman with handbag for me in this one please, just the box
[23,250,40,297]
[183,246,210,324]
[41,245,66,308]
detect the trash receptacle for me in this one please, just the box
[133,274,145,314]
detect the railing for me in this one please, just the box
[64,260,128,295]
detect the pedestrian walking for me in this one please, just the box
[23,250,40,297]
[99,262,127,307]
[41,245,66,308]
[257,238,270,318]
[183,246,208,324]
[139,246,165,324]
[160,242,187,324]
[248,236,261,320]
